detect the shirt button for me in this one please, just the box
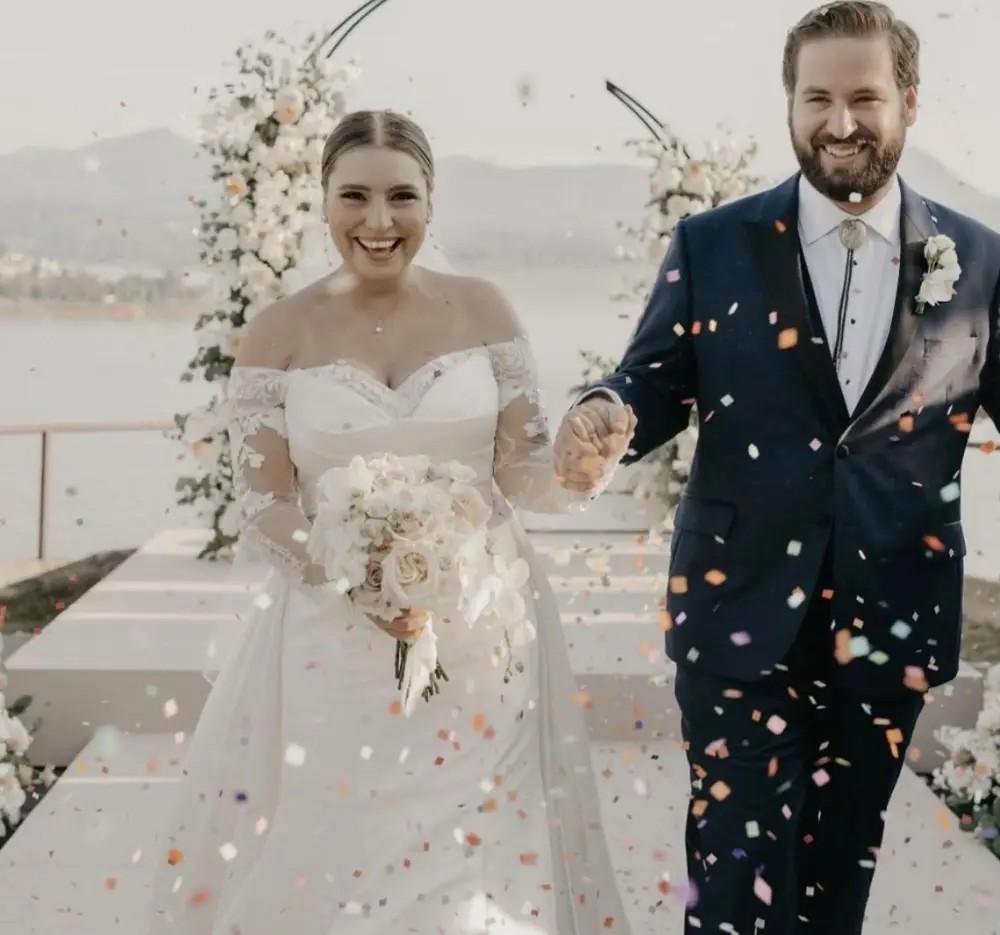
[836,443,851,459]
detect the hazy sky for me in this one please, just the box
[4,0,998,191]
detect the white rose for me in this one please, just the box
[259,230,291,272]
[381,543,438,608]
[218,499,241,538]
[239,223,263,252]
[917,268,958,306]
[224,173,248,200]
[183,404,226,444]
[924,234,956,261]
[0,766,27,825]
[937,247,959,269]
[274,87,307,125]
[0,711,31,756]
[255,95,275,122]
[272,135,306,171]
[230,202,254,227]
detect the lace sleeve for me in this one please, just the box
[226,366,328,593]
[489,337,604,514]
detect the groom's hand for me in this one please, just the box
[554,398,636,492]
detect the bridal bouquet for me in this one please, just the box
[306,453,533,715]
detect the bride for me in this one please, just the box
[148,108,635,934]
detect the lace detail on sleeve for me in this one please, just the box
[226,367,328,591]
[488,337,597,514]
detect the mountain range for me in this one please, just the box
[2,128,998,271]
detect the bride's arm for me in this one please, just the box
[470,279,615,514]
[226,302,330,593]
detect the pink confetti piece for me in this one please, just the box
[754,875,773,905]
[812,768,831,787]
[666,268,681,282]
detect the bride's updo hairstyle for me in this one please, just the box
[320,109,435,195]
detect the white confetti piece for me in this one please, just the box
[787,587,806,608]
[849,191,862,203]
[398,747,410,764]
[360,746,373,760]
[809,438,823,451]
[786,540,802,556]
[633,777,649,797]
[728,302,739,315]
[255,817,269,835]
[849,636,871,658]
[939,482,960,502]
[673,323,686,336]
[746,820,760,838]
[163,698,179,719]
[284,743,306,766]
[891,621,912,639]
[253,593,275,611]
[748,443,759,459]
[721,394,734,406]
[220,842,238,861]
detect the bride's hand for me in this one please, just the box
[366,607,430,641]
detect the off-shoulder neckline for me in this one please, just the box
[229,337,527,395]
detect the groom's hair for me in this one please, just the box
[782,1,920,93]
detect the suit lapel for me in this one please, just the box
[744,176,850,428]
[851,182,935,418]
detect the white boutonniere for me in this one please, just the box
[915,234,961,312]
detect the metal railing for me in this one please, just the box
[0,420,174,559]
[0,418,993,562]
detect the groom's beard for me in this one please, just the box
[791,124,905,202]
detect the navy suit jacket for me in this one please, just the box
[594,173,1000,695]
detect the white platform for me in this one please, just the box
[0,731,998,934]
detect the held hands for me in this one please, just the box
[554,398,636,493]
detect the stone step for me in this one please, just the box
[1,732,998,934]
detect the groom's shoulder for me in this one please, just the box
[676,185,767,245]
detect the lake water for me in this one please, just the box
[0,264,644,561]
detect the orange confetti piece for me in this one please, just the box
[473,713,488,732]
[692,799,710,817]
[898,414,914,432]
[834,629,853,665]
[188,890,212,908]
[659,605,673,631]
[520,852,539,865]
[105,877,118,891]
[775,219,787,232]
[389,699,403,715]
[704,569,727,586]
[167,848,184,866]
[710,780,731,801]
[692,321,703,335]
[923,535,945,552]
[572,691,593,709]
[465,832,482,847]
[669,576,688,594]
[777,328,798,349]
[768,757,779,777]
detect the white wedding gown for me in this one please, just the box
[147,337,631,934]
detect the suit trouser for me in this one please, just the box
[673,574,925,934]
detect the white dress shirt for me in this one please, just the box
[797,174,901,413]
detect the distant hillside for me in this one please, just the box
[1,128,997,271]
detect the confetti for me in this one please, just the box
[767,715,787,735]
[939,482,960,502]
[704,569,727,586]
[778,328,798,349]
[754,875,773,905]
[666,268,681,282]
[220,842,238,861]
[163,698,179,719]
[730,631,751,646]
[284,743,306,766]
[748,443,759,459]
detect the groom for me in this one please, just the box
[555,2,1000,932]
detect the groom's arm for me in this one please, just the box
[575,220,698,463]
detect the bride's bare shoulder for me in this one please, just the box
[446,273,525,344]
[234,282,327,370]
